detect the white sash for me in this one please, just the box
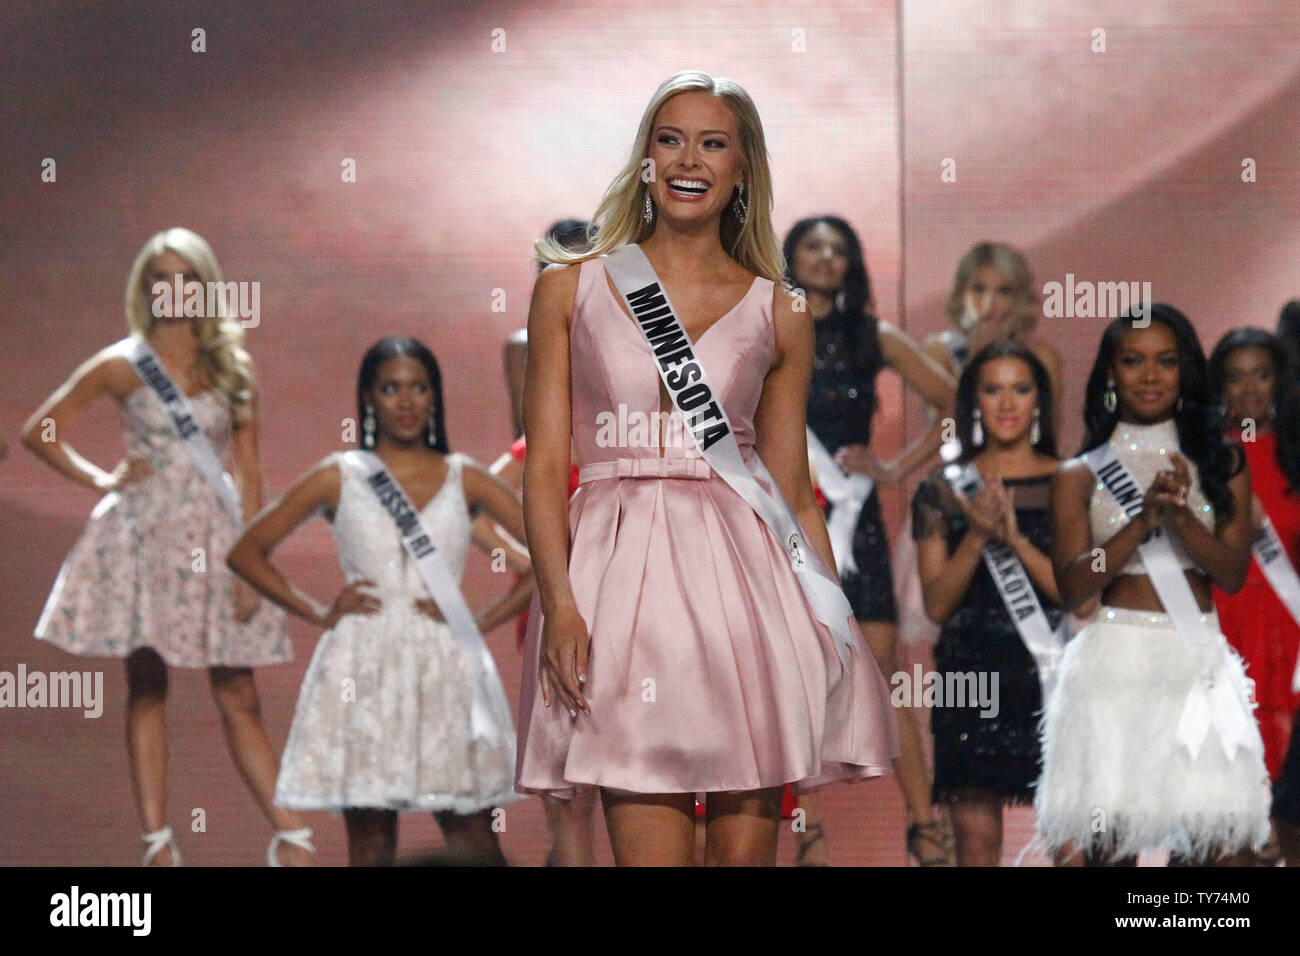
[345,451,515,746]
[603,245,857,667]
[1083,443,1260,760]
[120,337,241,521]
[945,462,1067,702]
[1250,512,1300,692]
[805,427,873,577]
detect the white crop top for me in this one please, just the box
[1087,419,1216,576]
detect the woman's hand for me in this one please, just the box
[233,578,261,623]
[414,597,445,623]
[835,443,898,485]
[955,483,1003,541]
[97,456,152,492]
[539,604,591,719]
[1138,453,1192,529]
[319,579,381,629]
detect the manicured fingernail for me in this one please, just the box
[578,674,586,683]
[568,708,576,718]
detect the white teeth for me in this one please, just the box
[668,179,708,190]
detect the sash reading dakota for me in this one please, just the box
[345,451,515,745]
[1083,442,1260,760]
[1250,513,1300,692]
[945,462,1066,701]
[120,337,242,520]
[806,426,874,577]
[603,244,857,668]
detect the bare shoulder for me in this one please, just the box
[530,262,582,329]
[85,341,140,398]
[1053,457,1096,499]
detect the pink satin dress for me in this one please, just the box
[515,256,899,796]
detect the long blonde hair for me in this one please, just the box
[944,241,1040,334]
[537,70,786,282]
[125,228,255,411]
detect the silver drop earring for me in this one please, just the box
[732,183,747,224]
[1103,381,1117,414]
[971,408,984,446]
[427,411,438,447]
[363,405,376,448]
[1030,407,1041,446]
[643,191,654,224]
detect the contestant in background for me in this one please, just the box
[1036,307,1269,865]
[1208,328,1300,863]
[22,228,308,866]
[228,337,532,865]
[785,215,954,865]
[517,71,897,866]
[912,342,1062,865]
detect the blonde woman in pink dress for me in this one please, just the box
[517,71,899,865]
[22,228,312,866]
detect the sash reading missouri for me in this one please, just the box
[366,471,435,559]
[623,282,730,451]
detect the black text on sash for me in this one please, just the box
[985,539,1037,621]
[135,354,199,439]
[624,282,730,451]
[366,472,435,559]
[1255,525,1282,564]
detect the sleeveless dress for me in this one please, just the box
[911,470,1060,804]
[275,452,519,813]
[808,310,897,623]
[515,257,899,797]
[1212,428,1300,780]
[1035,421,1270,861]
[35,382,290,667]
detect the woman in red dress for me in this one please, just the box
[1208,328,1300,854]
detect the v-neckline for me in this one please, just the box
[367,453,453,515]
[601,262,762,351]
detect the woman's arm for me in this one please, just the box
[754,287,838,573]
[998,482,1063,604]
[1051,459,1153,611]
[871,320,957,483]
[462,459,534,632]
[522,264,589,715]
[227,458,376,627]
[1163,452,1253,593]
[22,348,135,491]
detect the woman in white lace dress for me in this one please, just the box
[229,337,533,865]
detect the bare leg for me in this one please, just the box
[703,787,783,866]
[543,787,597,866]
[208,666,312,865]
[859,621,948,863]
[950,794,1003,866]
[794,792,829,865]
[126,649,172,866]
[434,808,508,866]
[602,790,695,866]
[343,808,398,866]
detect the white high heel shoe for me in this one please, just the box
[141,826,180,867]
[267,827,315,866]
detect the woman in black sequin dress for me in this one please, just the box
[784,217,955,864]
[912,340,1062,866]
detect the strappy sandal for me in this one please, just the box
[906,821,954,867]
[267,827,315,867]
[795,821,829,867]
[141,826,180,867]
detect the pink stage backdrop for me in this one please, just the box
[0,1,901,865]
[902,0,1300,457]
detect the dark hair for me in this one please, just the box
[1208,327,1300,493]
[782,215,876,381]
[1278,299,1300,376]
[955,339,1057,461]
[356,336,449,453]
[536,219,593,273]
[1081,304,1239,519]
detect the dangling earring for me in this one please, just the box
[427,411,438,447]
[1176,396,1184,413]
[363,405,376,449]
[1030,407,1041,446]
[643,191,654,224]
[732,183,747,224]
[1103,381,1117,414]
[971,408,984,446]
